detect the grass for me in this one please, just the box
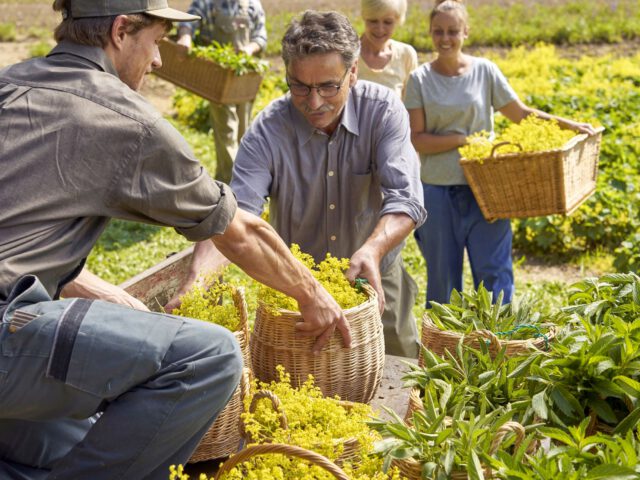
[0,22,16,41]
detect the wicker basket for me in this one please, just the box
[214,443,350,480]
[250,284,385,404]
[154,39,263,104]
[419,312,556,366]
[391,421,526,480]
[190,368,251,463]
[403,386,423,424]
[459,127,604,222]
[189,286,251,463]
[239,389,361,465]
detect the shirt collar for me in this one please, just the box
[290,86,361,146]
[47,41,119,78]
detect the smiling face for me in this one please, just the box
[116,21,167,91]
[362,12,400,49]
[287,52,357,135]
[430,10,468,58]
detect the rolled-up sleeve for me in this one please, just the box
[249,0,267,51]
[107,118,237,241]
[376,98,427,228]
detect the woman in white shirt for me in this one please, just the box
[359,0,418,99]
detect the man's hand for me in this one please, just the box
[61,268,149,311]
[164,241,230,312]
[346,246,385,314]
[295,283,352,354]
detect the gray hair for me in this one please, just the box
[281,10,360,69]
[361,0,407,25]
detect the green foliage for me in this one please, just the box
[404,343,536,423]
[371,397,526,479]
[525,316,640,430]
[190,41,269,75]
[0,22,16,42]
[562,272,640,324]
[487,419,640,479]
[28,41,52,58]
[428,283,552,342]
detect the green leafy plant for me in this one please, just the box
[371,395,531,480]
[0,22,16,41]
[190,41,268,75]
[404,342,536,424]
[486,418,640,479]
[526,316,640,431]
[562,272,640,324]
[428,284,553,343]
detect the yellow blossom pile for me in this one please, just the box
[172,275,240,332]
[459,116,577,162]
[258,244,367,313]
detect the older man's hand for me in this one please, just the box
[346,247,385,315]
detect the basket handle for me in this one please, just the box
[239,389,289,442]
[490,141,523,158]
[213,443,350,480]
[231,286,249,334]
[465,329,501,352]
[489,421,525,455]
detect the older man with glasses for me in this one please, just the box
[172,9,426,358]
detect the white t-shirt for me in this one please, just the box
[358,40,418,99]
[405,56,518,185]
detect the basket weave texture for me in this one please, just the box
[189,287,251,463]
[419,312,556,365]
[154,39,263,104]
[214,443,350,480]
[250,284,384,404]
[459,127,604,221]
[391,421,525,480]
[239,389,361,465]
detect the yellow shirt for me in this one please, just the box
[358,40,418,99]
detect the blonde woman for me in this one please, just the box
[359,0,418,98]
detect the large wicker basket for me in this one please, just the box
[459,127,604,222]
[189,286,252,462]
[239,389,361,465]
[419,312,556,365]
[250,284,384,404]
[214,443,350,480]
[391,421,526,480]
[154,39,263,104]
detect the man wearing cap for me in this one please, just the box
[0,1,350,479]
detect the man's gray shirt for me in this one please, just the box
[231,80,426,273]
[0,42,237,300]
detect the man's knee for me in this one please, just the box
[167,319,243,392]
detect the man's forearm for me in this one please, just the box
[358,213,417,262]
[212,209,317,304]
[61,268,149,310]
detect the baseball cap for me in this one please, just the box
[69,0,200,22]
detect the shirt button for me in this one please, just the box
[329,204,335,210]
[328,171,335,177]
[330,235,337,241]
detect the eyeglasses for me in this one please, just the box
[287,68,350,98]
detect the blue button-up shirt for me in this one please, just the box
[231,80,426,273]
